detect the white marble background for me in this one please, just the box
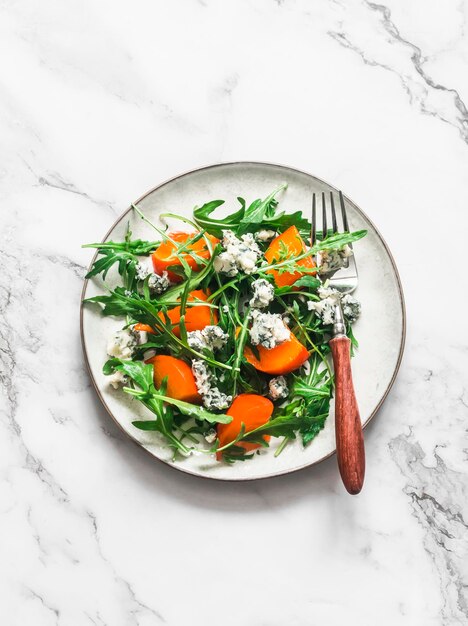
[1,0,467,624]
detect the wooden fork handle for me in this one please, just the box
[330,335,365,494]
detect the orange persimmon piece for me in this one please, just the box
[134,323,154,333]
[160,289,216,336]
[134,290,217,337]
[264,225,316,287]
[216,394,273,460]
[146,355,201,404]
[244,332,309,375]
[152,231,219,283]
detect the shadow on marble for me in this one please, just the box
[88,391,382,513]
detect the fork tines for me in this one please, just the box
[311,190,350,242]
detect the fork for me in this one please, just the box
[312,191,365,495]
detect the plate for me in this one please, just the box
[80,162,406,481]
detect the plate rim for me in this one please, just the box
[80,161,407,482]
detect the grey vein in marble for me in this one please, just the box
[390,434,468,624]
[329,0,468,144]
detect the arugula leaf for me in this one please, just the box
[132,420,160,431]
[193,199,245,238]
[105,360,187,453]
[83,238,157,255]
[84,249,137,280]
[238,185,314,236]
[105,359,232,426]
[237,399,329,448]
[133,337,170,356]
[104,358,153,392]
[291,275,321,289]
[347,323,358,356]
[193,184,296,237]
[223,355,333,450]
[300,412,328,445]
[242,408,304,440]
[156,254,218,305]
[272,277,321,298]
[85,288,140,317]
[89,288,232,371]
[263,211,311,233]
[261,230,366,277]
[164,398,231,424]
[83,228,158,280]
[312,230,367,252]
[230,305,251,396]
[222,445,255,463]
[239,183,287,226]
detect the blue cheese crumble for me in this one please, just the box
[135,261,151,281]
[307,286,361,325]
[214,230,261,276]
[316,245,352,274]
[204,429,217,444]
[342,294,361,323]
[187,325,228,352]
[107,328,138,359]
[268,376,288,400]
[106,328,149,388]
[148,271,170,295]
[255,229,277,242]
[191,359,232,411]
[135,261,170,295]
[249,310,290,349]
[249,278,275,309]
[106,329,140,388]
[107,370,129,389]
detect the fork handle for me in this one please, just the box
[330,335,365,494]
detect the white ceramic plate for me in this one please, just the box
[81,162,405,481]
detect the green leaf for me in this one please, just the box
[291,275,321,289]
[262,229,366,278]
[292,379,331,399]
[312,230,367,252]
[84,250,135,279]
[347,323,359,356]
[83,238,157,255]
[193,199,244,238]
[156,255,217,305]
[85,288,139,317]
[105,358,232,425]
[241,410,304,440]
[134,338,169,353]
[240,183,287,225]
[300,413,327,445]
[104,358,153,392]
[83,235,158,280]
[193,185,292,237]
[132,420,160,431]
[158,397,231,424]
[264,210,311,233]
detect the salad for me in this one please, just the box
[84,184,366,463]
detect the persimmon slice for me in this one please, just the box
[265,225,316,287]
[152,231,219,282]
[135,290,217,337]
[146,355,201,404]
[243,332,309,375]
[217,394,273,459]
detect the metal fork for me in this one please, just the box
[312,191,365,495]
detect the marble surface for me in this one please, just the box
[1,0,467,624]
